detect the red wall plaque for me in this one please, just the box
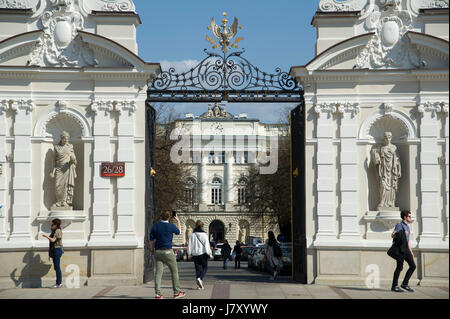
[101,162,125,177]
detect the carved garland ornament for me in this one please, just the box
[0,0,31,8]
[28,0,97,67]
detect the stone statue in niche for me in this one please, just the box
[238,224,247,243]
[185,223,194,244]
[50,131,77,210]
[371,131,401,211]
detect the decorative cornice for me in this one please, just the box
[315,102,360,117]
[314,102,337,117]
[417,101,443,116]
[115,100,136,115]
[335,102,361,117]
[90,100,113,115]
[10,98,34,114]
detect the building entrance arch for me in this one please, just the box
[208,220,225,244]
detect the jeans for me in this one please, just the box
[223,256,229,269]
[235,255,241,269]
[392,251,416,288]
[265,260,276,276]
[52,248,63,285]
[193,253,208,280]
[154,249,181,295]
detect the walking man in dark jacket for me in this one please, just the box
[221,240,232,269]
[391,210,416,292]
[233,241,243,269]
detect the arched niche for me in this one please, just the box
[360,110,416,214]
[36,109,89,211]
[238,219,250,244]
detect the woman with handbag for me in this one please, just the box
[42,218,64,288]
[187,220,213,290]
[264,231,281,280]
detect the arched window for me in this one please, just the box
[184,178,197,205]
[211,177,222,204]
[237,177,248,205]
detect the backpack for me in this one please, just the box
[273,242,282,258]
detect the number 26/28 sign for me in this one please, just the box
[101,162,125,177]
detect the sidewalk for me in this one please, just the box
[0,281,447,299]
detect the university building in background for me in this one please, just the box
[173,103,287,246]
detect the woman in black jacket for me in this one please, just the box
[221,240,232,269]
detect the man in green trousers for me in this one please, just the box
[149,210,186,299]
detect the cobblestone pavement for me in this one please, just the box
[0,261,448,299]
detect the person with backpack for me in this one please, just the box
[264,231,282,280]
[232,241,243,269]
[391,210,416,292]
[41,218,64,288]
[187,220,213,290]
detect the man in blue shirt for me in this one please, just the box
[391,210,416,292]
[149,210,186,299]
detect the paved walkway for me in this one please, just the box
[0,262,448,299]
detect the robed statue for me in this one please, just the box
[371,131,401,210]
[50,131,77,209]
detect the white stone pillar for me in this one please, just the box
[314,103,337,242]
[199,155,208,203]
[441,103,449,242]
[417,102,442,247]
[337,103,361,241]
[0,100,8,241]
[115,101,138,244]
[88,100,113,245]
[9,99,34,244]
[225,151,234,203]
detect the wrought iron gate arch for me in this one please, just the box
[144,12,306,284]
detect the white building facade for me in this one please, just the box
[173,104,285,246]
[291,0,448,286]
[0,0,159,287]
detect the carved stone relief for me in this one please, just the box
[0,0,38,9]
[83,0,135,12]
[28,0,97,67]
[356,3,422,69]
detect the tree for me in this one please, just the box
[153,104,191,222]
[242,108,292,240]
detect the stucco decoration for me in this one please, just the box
[318,0,369,12]
[28,0,98,67]
[0,0,38,9]
[408,0,449,16]
[356,2,422,69]
[417,101,443,117]
[359,107,416,141]
[83,0,135,12]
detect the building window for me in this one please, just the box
[185,178,197,205]
[211,177,222,204]
[219,151,225,164]
[208,151,215,164]
[237,178,247,205]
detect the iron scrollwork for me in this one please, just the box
[147,49,303,103]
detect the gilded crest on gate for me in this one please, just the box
[206,12,243,54]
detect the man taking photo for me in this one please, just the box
[149,210,186,299]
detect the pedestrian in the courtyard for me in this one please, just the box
[232,240,243,269]
[187,220,213,290]
[264,231,282,280]
[391,210,416,293]
[221,239,232,269]
[149,210,186,299]
[42,218,64,288]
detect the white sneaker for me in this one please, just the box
[50,284,62,288]
[196,278,204,289]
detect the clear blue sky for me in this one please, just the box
[134,0,320,123]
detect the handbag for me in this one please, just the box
[387,223,405,260]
